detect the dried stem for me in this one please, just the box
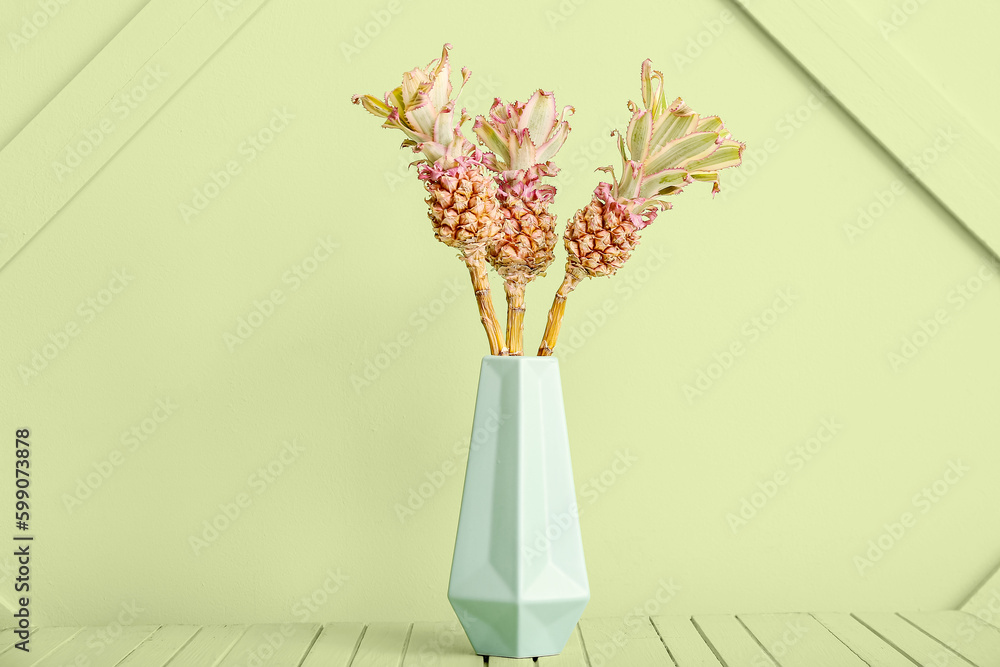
[504,276,527,356]
[464,247,506,356]
[537,267,585,356]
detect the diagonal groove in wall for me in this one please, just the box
[0,0,273,275]
[729,0,1000,262]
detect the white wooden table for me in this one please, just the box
[3,612,998,665]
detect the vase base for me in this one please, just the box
[477,654,546,660]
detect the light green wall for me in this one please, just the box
[1,0,998,626]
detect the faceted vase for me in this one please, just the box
[448,356,590,658]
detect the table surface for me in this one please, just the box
[2,611,998,666]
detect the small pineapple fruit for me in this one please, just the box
[538,59,745,356]
[473,90,573,354]
[352,44,506,355]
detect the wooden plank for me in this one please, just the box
[650,616,722,666]
[115,625,201,666]
[692,615,776,667]
[855,612,977,666]
[401,621,481,666]
[537,624,589,667]
[344,622,411,667]
[901,611,1000,666]
[162,625,248,665]
[578,616,673,666]
[33,625,158,666]
[732,0,1000,257]
[962,565,1000,625]
[298,622,365,667]
[738,613,866,667]
[215,624,321,667]
[811,613,914,666]
[0,626,79,666]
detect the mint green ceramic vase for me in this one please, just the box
[447,356,590,658]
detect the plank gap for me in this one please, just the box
[112,623,164,664]
[213,625,253,667]
[647,617,680,667]
[734,615,780,666]
[894,611,987,664]
[397,623,414,667]
[294,624,324,667]
[850,613,926,665]
[575,621,593,667]
[346,624,368,667]
[689,618,732,667]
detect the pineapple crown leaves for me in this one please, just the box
[599,59,746,226]
[472,90,575,174]
[351,43,477,167]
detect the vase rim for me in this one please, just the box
[480,355,559,363]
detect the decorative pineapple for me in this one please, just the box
[354,49,744,359]
[538,59,745,356]
[352,44,506,355]
[473,91,574,354]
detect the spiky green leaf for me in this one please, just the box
[639,168,689,199]
[695,116,724,133]
[626,110,652,163]
[473,120,510,164]
[644,132,719,174]
[686,140,744,172]
[520,91,558,142]
[640,60,654,109]
[648,111,699,154]
[535,121,571,163]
